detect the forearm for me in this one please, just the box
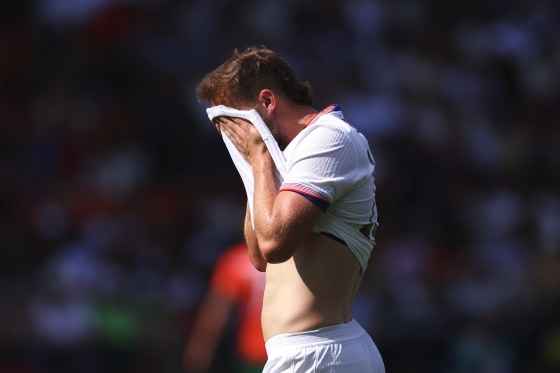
[244,204,267,271]
[251,153,298,263]
[251,153,279,239]
[183,294,232,372]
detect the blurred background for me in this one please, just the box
[1,0,559,372]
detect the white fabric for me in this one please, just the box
[280,110,378,273]
[206,105,378,272]
[206,105,286,228]
[263,319,385,373]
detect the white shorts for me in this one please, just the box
[263,319,385,373]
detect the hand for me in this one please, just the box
[217,116,268,164]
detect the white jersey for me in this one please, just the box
[206,104,378,273]
[280,105,378,272]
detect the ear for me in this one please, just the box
[258,89,276,113]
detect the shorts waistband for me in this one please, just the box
[265,319,366,353]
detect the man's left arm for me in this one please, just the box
[221,116,323,264]
[251,153,324,263]
[244,203,267,271]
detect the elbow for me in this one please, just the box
[248,251,267,272]
[260,240,293,264]
[254,262,267,272]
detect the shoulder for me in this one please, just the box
[289,118,362,165]
[288,116,354,152]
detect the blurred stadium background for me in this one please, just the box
[1,0,559,372]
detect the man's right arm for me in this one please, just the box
[182,292,233,372]
[244,204,267,272]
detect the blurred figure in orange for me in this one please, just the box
[183,241,267,373]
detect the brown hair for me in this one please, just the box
[196,46,313,107]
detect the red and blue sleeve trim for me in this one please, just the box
[280,184,330,213]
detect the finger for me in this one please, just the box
[213,116,232,127]
[230,117,251,127]
[220,122,238,144]
[221,120,241,139]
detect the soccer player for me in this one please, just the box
[183,241,267,373]
[195,46,385,372]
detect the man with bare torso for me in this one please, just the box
[196,46,385,372]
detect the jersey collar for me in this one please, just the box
[306,104,340,127]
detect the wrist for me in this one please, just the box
[250,149,273,170]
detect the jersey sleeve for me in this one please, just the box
[280,125,361,207]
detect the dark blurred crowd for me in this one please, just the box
[1,0,559,372]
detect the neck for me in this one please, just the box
[292,105,318,129]
[281,106,317,146]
